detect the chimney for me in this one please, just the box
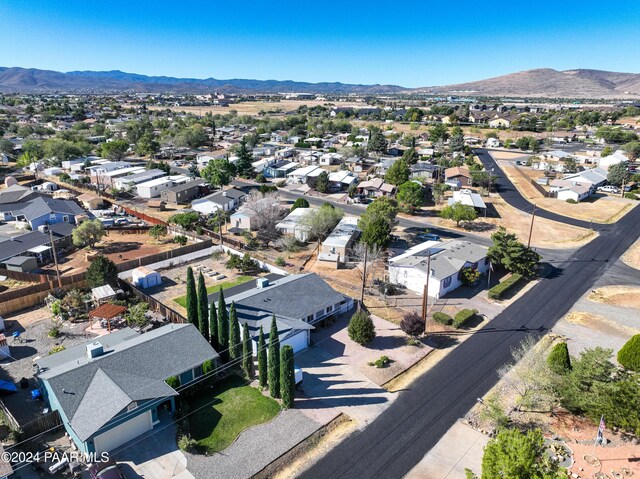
[86,341,104,359]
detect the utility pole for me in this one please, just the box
[359,247,368,309]
[422,253,431,334]
[527,204,537,248]
[49,227,63,289]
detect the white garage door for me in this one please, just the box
[283,331,308,353]
[93,410,152,454]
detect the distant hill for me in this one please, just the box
[421,68,640,98]
[0,67,406,94]
[1,66,639,98]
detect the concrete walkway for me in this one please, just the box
[186,409,321,479]
[405,421,488,479]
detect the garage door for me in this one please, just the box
[283,331,308,353]
[93,410,152,454]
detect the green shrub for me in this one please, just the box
[275,257,286,267]
[433,312,453,325]
[566,198,578,204]
[174,235,188,246]
[624,192,639,200]
[617,334,640,371]
[177,434,197,452]
[488,273,523,299]
[166,376,180,389]
[49,345,66,355]
[547,342,572,374]
[348,310,376,345]
[202,359,215,375]
[255,173,267,183]
[453,309,478,328]
[460,267,481,285]
[368,355,390,368]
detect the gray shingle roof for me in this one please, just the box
[195,188,246,206]
[390,240,488,280]
[37,323,217,441]
[220,273,349,341]
[1,196,84,221]
[0,222,75,263]
[0,185,42,205]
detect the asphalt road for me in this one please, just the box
[475,148,594,229]
[299,204,640,479]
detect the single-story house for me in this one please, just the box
[35,324,218,456]
[131,267,162,289]
[160,179,205,205]
[209,274,354,354]
[0,196,84,229]
[0,184,43,205]
[114,169,166,191]
[556,184,591,202]
[264,161,299,178]
[598,150,628,170]
[191,188,247,215]
[489,117,512,128]
[485,138,500,148]
[448,189,486,211]
[276,207,316,241]
[389,240,490,299]
[2,255,39,273]
[0,222,74,266]
[77,193,105,210]
[356,178,395,197]
[319,216,360,265]
[411,162,441,180]
[136,177,174,199]
[287,165,321,185]
[562,167,608,189]
[444,166,473,188]
[544,150,572,162]
[328,170,358,190]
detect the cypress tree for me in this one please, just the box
[268,315,281,398]
[242,323,254,379]
[547,342,572,374]
[185,267,198,328]
[258,326,267,389]
[197,272,209,340]
[229,302,241,360]
[209,300,219,352]
[217,288,229,362]
[280,345,295,409]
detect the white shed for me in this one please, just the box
[131,267,162,289]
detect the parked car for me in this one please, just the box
[89,460,125,479]
[515,160,525,166]
[417,233,441,241]
[597,185,620,194]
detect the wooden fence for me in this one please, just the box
[120,205,168,226]
[115,239,213,273]
[19,410,63,442]
[0,279,87,316]
[0,268,46,284]
[119,281,186,324]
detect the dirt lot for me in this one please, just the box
[500,163,633,223]
[416,197,596,249]
[622,238,640,270]
[46,231,180,275]
[564,311,640,338]
[588,285,640,309]
[146,99,365,117]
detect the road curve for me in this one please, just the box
[475,148,595,229]
[299,203,640,479]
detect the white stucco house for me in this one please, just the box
[389,240,490,299]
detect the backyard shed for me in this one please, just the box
[131,267,162,289]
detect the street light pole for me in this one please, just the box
[527,204,537,248]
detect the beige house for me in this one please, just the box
[76,193,105,210]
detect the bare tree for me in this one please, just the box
[497,336,557,412]
[243,190,284,247]
[352,242,382,294]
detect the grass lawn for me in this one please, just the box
[173,275,254,308]
[185,375,281,453]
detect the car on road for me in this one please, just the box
[597,185,620,194]
[89,460,125,479]
[417,233,441,241]
[515,160,526,166]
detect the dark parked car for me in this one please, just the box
[417,233,441,242]
[89,460,125,479]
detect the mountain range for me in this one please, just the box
[0,66,639,98]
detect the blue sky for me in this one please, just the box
[1,1,638,87]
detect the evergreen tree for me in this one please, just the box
[242,323,254,379]
[547,342,572,374]
[280,345,295,409]
[258,326,268,389]
[268,315,281,398]
[185,267,199,328]
[209,300,219,352]
[217,288,229,362]
[235,137,254,178]
[385,158,410,186]
[197,272,209,339]
[228,302,241,360]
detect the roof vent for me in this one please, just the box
[256,277,269,289]
[222,191,228,197]
[86,341,104,359]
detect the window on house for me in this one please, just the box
[63,216,69,222]
[326,305,333,314]
[442,276,452,288]
[306,314,313,322]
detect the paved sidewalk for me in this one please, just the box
[405,421,488,479]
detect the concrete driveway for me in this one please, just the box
[111,414,193,479]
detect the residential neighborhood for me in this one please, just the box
[1,7,640,477]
